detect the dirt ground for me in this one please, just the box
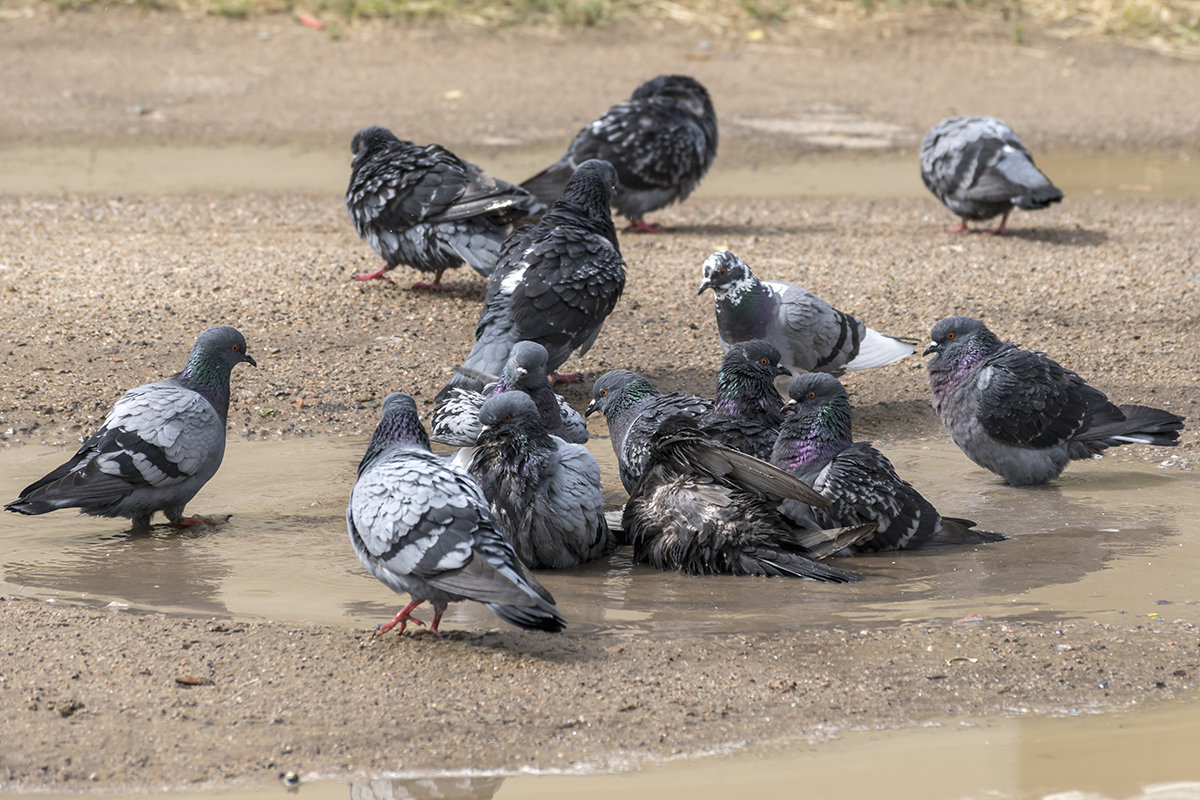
[0,7,1199,792]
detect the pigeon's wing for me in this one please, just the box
[677,435,831,509]
[430,388,486,446]
[554,395,590,443]
[774,282,865,373]
[424,161,542,225]
[620,394,713,490]
[543,443,613,561]
[974,349,1108,448]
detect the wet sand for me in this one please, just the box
[1,8,1199,792]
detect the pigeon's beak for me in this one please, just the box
[922,342,939,357]
[697,278,712,295]
[584,399,598,418]
[776,365,791,377]
[244,353,258,367]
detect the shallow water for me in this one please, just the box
[1,437,1196,634]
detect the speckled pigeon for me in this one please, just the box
[698,250,914,377]
[920,116,1063,235]
[438,159,625,398]
[621,415,871,581]
[5,327,256,528]
[772,373,1005,551]
[698,339,789,461]
[468,392,612,569]
[925,316,1185,486]
[584,369,713,494]
[347,392,565,634]
[345,125,543,289]
[522,75,718,233]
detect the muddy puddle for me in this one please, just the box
[0,145,1197,199]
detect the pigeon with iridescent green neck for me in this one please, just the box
[699,339,789,460]
[6,326,256,528]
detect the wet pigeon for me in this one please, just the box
[438,159,625,398]
[622,415,871,581]
[6,327,256,528]
[925,316,1185,486]
[698,339,789,460]
[920,116,1063,235]
[585,369,712,494]
[431,341,588,451]
[347,392,565,634]
[346,125,543,289]
[698,251,914,376]
[468,392,612,569]
[772,373,1004,551]
[522,75,718,233]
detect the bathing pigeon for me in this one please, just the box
[585,369,712,494]
[698,339,789,461]
[622,415,871,581]
[5,327,256,528]
[346,125,543,289]
[431,341,588,449]
[438,159,625,398]
[347,392,565,634]
[468,392,612,569]
[925,316,1185,485]
[698,250,914,376]
[920,116,1063,235]
[772,373,1005,551]
[522,75,718,233]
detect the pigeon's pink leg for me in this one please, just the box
[412,270,445,291]
[625,218,669,234]
[550,371,583,386]
[428,604,447,635]
[945,218,970,234]
[353,267,395,282]
[986,210,1012,236]
[376,600,427,636]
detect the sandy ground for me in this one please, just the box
[1,7,1199,792]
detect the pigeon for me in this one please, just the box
[345,125,543,289]
[522,75,718,233]
[772,373,1005,551]
[698,250,914,377]
[347,392,565,634]
[438,159,625,398]
[920,116,1063,235]
[585,369,712,494]
[622,415,872,581]
[924,316,1185,486]
[468,392,612,569]
[698,339,789,460]
[431,341,588,452]
[6,327,256,528]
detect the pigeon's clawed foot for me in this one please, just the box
[171,514,232,527]
[625,218,669,234]
[375,599,427,636]
[945,219,970,234]
[985,211,1012,236]
[411,280,444,291]
[550,371,583,386]
[352,267,395,283]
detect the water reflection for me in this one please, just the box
[349,776,503,800]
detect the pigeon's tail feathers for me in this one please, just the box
[1071,404,1185,456]
[789,523,878,560]
[486,600,567,632]
[5,496,61,516]
[842,328,916,372]
[923,517,1007,547]
[446,230,507,277]
[994,149,1064,210]
[436,327,516,403]
[1013,180,1064,210]
[750,549,863,583]
[520,162,576,208]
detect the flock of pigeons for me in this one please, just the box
[5,75,1186,638]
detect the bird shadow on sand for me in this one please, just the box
[635,222,837,238]
[1000,226,1109,246]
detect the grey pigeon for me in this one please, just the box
[698,250,914,376]
[522,75,718,233]
[585,369,712,494]
[622,415,872,581]
[346,392,565,634]
[6,327,256,528]
[920,116,1063,235]
[438,159,625,398]
[346,125,543,289]
[431,341,587,451]
[925,316,1185,486]
[698,339,789,460]
[468,392,612,569]
[772,373,1005,551]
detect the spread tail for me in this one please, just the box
[843,328,916,371]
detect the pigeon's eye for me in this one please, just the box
[599,389,607,397]
[505,414,512,422]
[231,344,241,352]
[807,391,816,399]
[718,268,727,275]
[759,358,770,366]
[946,332,956,340]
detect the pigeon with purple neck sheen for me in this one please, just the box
[772,373,1005,551]
[698,339,789,461]
[468,391,612,569]
[920,116,1063,235]
[347,392,565,635]
[924,316,1185,486]
[438,159,625,399]
[521,74,718,233]
[698,251,914,378]
[6,327,256,528]
[346,125,543,289]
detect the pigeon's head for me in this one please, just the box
[923,316,999,361]
[376,392,430,445]
[786,373,848,405]
[631,75,715,122]
[504,341,551,390]
[190,326,257,374]
[781,373,852,439]
[350,125,399,160]
[724,339,790,381]
[698,250,754,297]
[585,369,653,419]
[478,391,542,435]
